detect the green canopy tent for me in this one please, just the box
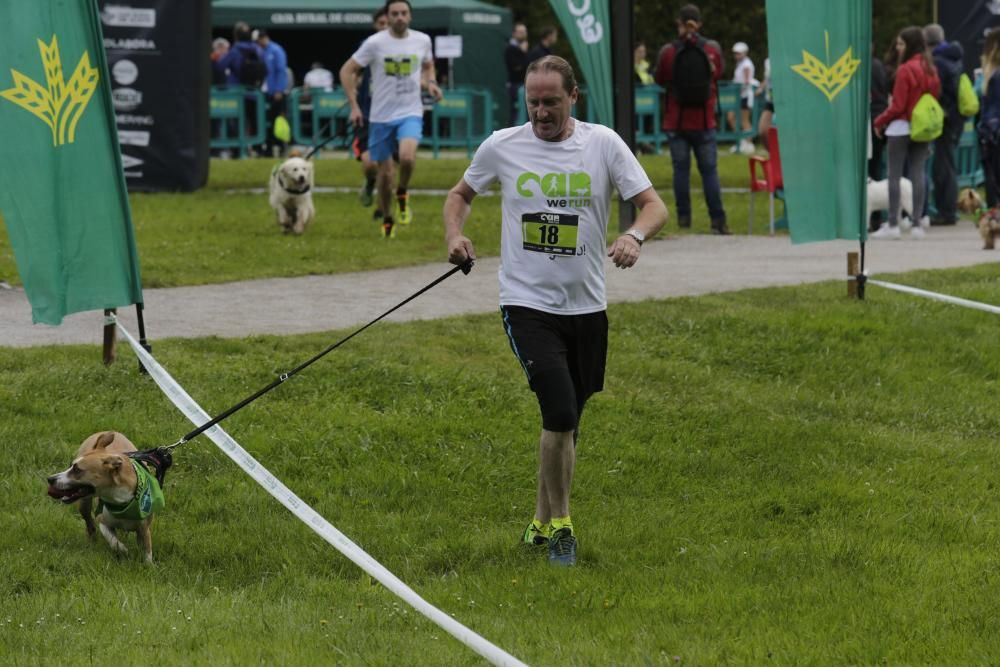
[212,0,511,126]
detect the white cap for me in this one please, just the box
[733,42,749,54]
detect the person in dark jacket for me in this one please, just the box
[925,23,964,225]
[654,3,728,234]
[526,26,558,65]
[978,28,1000,207]
[869,43,889,230]
[505,22,530,125]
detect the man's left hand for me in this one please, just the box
[608,235,641,269]
[427,81,443,102]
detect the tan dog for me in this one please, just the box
[47,432,163,563]
[957,188,1000,250]
[268,151,315,235]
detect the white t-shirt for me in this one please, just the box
[462,121,652,315]
[351,29,433,123]
[734,57,756,104]
[303,68,333,92]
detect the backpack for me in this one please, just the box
[238,44,267,88]
[671,37,713,107]
[910,93,944,142]
[958,73,979,117]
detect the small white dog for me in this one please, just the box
[866,177,927,229]
[269,154,315,235]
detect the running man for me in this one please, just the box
[350,8,390,220]
[341,0,442,239]
[443,56,668,566]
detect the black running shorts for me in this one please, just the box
[500,305,608,432]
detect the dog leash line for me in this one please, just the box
[170,260,474,448]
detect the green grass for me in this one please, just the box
[0,151,778,288]
[4,264,1000,664]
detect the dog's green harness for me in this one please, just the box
[98,460,165,520]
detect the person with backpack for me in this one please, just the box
[654,3,729,234]
[873,26,941,240]
[925,24,965,226]
[218,22,265,89]
[977,28,1000,208]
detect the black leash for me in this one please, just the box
[303,108,356,160]
[160,260,474,452]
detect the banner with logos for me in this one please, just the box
[548,0,613,126]
[0,0,143,325]
[100,0,210,191]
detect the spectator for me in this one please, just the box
[255,29,289,157]
[873,26,941,239]
[925,23,964,226]
[217,22,263,88]
[505,22,530,125]
[869,42,890,230]
[728,41,755,155]
[304,61,332,94]
[527,26,558,65]
[654,3,729,234]
[756,56,773,142]
[210,38,230,87]
[634,41,654,85]
[978,28,1000,207]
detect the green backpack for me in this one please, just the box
[958,73,979,117]
[910,93,944,142]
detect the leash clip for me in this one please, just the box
[460,259,474,275]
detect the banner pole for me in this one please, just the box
[612,0,635,232]
[135,302,151,374]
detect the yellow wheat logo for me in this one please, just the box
[0,35,99,146]
[791,31,860,102]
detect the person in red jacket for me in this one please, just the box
[872,26,941,240]
[655,4,729,234]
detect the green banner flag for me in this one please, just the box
[766,0,871,243]
[548,0,613,126]
[0,0,143,325]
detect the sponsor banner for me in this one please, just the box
[548,0,613,126]
[766,0,871,243]
[100,0,209,191]
[0,0,143,325]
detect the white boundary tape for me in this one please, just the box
[867,279,1000,316]
[116,322,527,667]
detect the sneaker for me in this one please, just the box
[359,183,374,207]
[910,225,926,239]
[711,219,732,235]
[919,215,931,230]
[899,216,913,231]
[396,195,412,226]
[373,209,384,222]
[871,222,901,239]
[381,221,396,239]
[677,216,691,229]
[547,527,577,566]
[521,522,549,549]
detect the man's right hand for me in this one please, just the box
[349,107,364,127]
[447,235,476,265]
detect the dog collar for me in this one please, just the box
[277,171,311,195]
[98,460,165,521]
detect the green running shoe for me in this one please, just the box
[396,195,412,225]
[381,221,396,239]
[359,183,374,207]
[547,527,577,566]
[522,521,549,549]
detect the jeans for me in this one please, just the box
[668,129,726,223]
[931,114,962,221]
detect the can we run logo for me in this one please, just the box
[516,171,592,207]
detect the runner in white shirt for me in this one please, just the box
[340,0,442,238]
[443,56,668,567]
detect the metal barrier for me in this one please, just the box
[209,86,266,157]
[429,87,493,158]
[715,81,759,144]
[288,88,353,150]
[635,85,664,154]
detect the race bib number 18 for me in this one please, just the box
[522,212,578,256]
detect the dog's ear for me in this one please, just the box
[95,432,116,449]
[102,455,123,472]
[288,148,303,158]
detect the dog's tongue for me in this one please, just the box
[46,484,64,499]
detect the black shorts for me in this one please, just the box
[500,305,608,432]
[353,124,369,161]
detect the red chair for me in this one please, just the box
[748,126,784,235]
